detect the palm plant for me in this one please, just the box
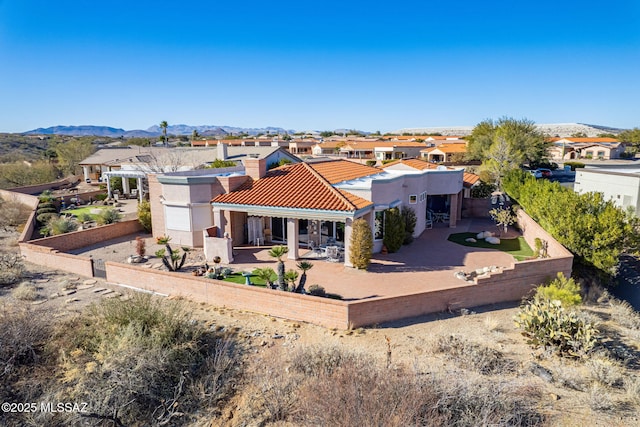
[283,270,299,292]
[252,267,276,288]
[160,120,168,146]
[268,245,289,290]
[294,261,314,293]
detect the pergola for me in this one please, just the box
[102,170,147,203]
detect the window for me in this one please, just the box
[374,211,385,240]
[597,151,605,159]
[419,192,426,202]
[409,194,417,204]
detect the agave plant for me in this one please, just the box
[294,261,314,293]
[161,244,187,272]
[268,245,289,290]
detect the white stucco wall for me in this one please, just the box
[574,169,640,215]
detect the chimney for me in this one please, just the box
[217,141,228,160]
[243,157,267,180]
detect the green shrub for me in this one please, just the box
[470,181,496,198]
[564,161,585,171]
[137,200,152,232]
[401,206,417,245]
[36,206,57,215]
[383,207,404,253]
[37,201,56,210]
[514,297,598,358]
[365,160,376,167]
[535,273,582,307]
[349,218,373,269]
[47,216,79,235]
[36,212,58,224]
[94,193,108,201]
[307,284,326,297]
[96,208,121,225]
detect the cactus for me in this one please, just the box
[514,297,599,358]
[161,244,187,272]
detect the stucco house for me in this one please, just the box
[574,167,640,216]
[547,137,625,160]
[420,142,468,163]
[150,157,464,267]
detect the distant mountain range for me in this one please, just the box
[23,124,296,138]
[393,123,625,137]
[22,122,627,138]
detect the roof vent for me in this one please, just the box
[436,165,447,171]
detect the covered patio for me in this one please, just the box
[102,170,147,203]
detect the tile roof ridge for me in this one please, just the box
[304,162,358,211]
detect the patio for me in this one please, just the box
[222,217,516,300]
[69,218,517,301]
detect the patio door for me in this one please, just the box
[271,217,287,243]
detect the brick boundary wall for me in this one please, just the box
[27,220,144,252]
[516,209,573,259]
[19,243,94,277]
[0,189,40,243]
[347,256,573,327]
[105,262,351,329]
[7,176,79,195]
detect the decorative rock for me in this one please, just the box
[31,299,47,305]
[485,236,501,245]
[65,298,79,304]
[104,292,121,299]
[34,279,50,284]
[49,293,60,299]
[62,289,76,296]
[83,279,97,285]
[465,238,477,243]
[76,284,95,290]
[101,289,115,296]
[272,334,284,339]
[93,287,107,293]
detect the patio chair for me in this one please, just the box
[325,246,340,262]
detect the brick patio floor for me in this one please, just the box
[70,218,520,301]
[229,218,518,300]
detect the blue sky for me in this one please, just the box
[1,0,639,133]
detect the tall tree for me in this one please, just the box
[160,120,168,146]
[191,129,199,146]
[466,117,549,166]
[54,138,95,175]
[618,127,640,147]
[467,117,549,186]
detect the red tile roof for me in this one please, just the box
[307,159,381,183]
[548,137,619,143]
[381,158,441,170]
[212,162,372,212]
[463,172,480,188]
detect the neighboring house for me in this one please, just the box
[312,141,427,160]
[547,137,624,160]
[421,142,468,163]
[574,167,640,216]
[150,157,464,266]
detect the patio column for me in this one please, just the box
[122,177,130,194]
[82,166,90,182]
[106,175,112,199]
[343,218,353,267]
[213,207,226,238]
[286,218,299,260]
[137,177,143,202]
[449,193,458,228]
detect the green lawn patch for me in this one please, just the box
[222,273,268,287]
[448,232,534,261]
[61,205,108,221]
